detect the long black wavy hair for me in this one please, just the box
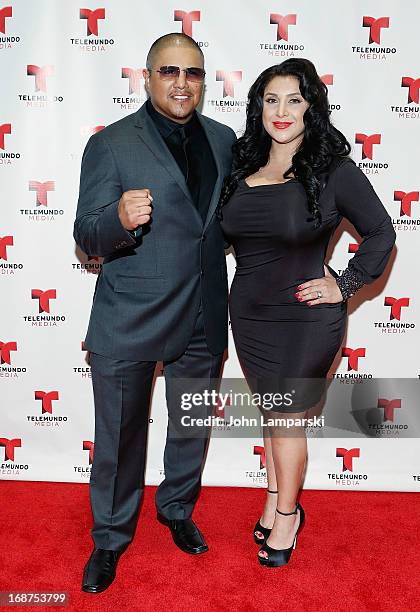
[219,58,351,228]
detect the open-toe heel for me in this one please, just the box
[258,502,305,567]
[253,489,278,544]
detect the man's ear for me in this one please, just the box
[143,68,150,91]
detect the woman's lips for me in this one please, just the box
[273,121,293,129]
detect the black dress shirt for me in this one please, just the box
[146,98,217,224]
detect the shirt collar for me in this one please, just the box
[146,98,199,139]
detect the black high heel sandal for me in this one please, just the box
[257,502,305,567]
[253,489,278,544]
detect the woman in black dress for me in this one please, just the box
[219,59,396,567]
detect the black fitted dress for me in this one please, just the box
[220,158,396,411]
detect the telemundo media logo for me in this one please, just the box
[0,437,29,475]
[328,447,368,485]
[71,8,115,51]
[260,12,305,58]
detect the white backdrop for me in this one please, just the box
[1,0,419,491]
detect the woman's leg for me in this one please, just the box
[258,412,307,556]
[258,430,278,529]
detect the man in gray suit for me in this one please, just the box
[74,33,236,593]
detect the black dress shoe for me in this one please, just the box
[82,548,121,593]
[158,515,209,554]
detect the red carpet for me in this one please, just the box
[0,483,418,611]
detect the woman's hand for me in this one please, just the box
[295,265,343,305]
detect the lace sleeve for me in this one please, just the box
[336,267,364,301]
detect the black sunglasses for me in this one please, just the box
[150,65,206,82]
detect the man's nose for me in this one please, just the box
[174,69,187,88]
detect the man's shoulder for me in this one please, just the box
[198,113,237,142]
[89,108,143,144]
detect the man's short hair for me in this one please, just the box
[146,33,204,69]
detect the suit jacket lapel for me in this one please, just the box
[197,113,225,232]
[134,103,227,231]
[134,104,193,203]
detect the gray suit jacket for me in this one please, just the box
[74,102,236,361]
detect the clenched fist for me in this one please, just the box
[118,189,153,231]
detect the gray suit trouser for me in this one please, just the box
[88,303,223,551]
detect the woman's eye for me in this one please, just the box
[289,98,302,103]
[265,97,277,103]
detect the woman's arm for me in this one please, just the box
[333,159,396,300]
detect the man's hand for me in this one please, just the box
[295,265,343,306]
[118,189,153,231]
